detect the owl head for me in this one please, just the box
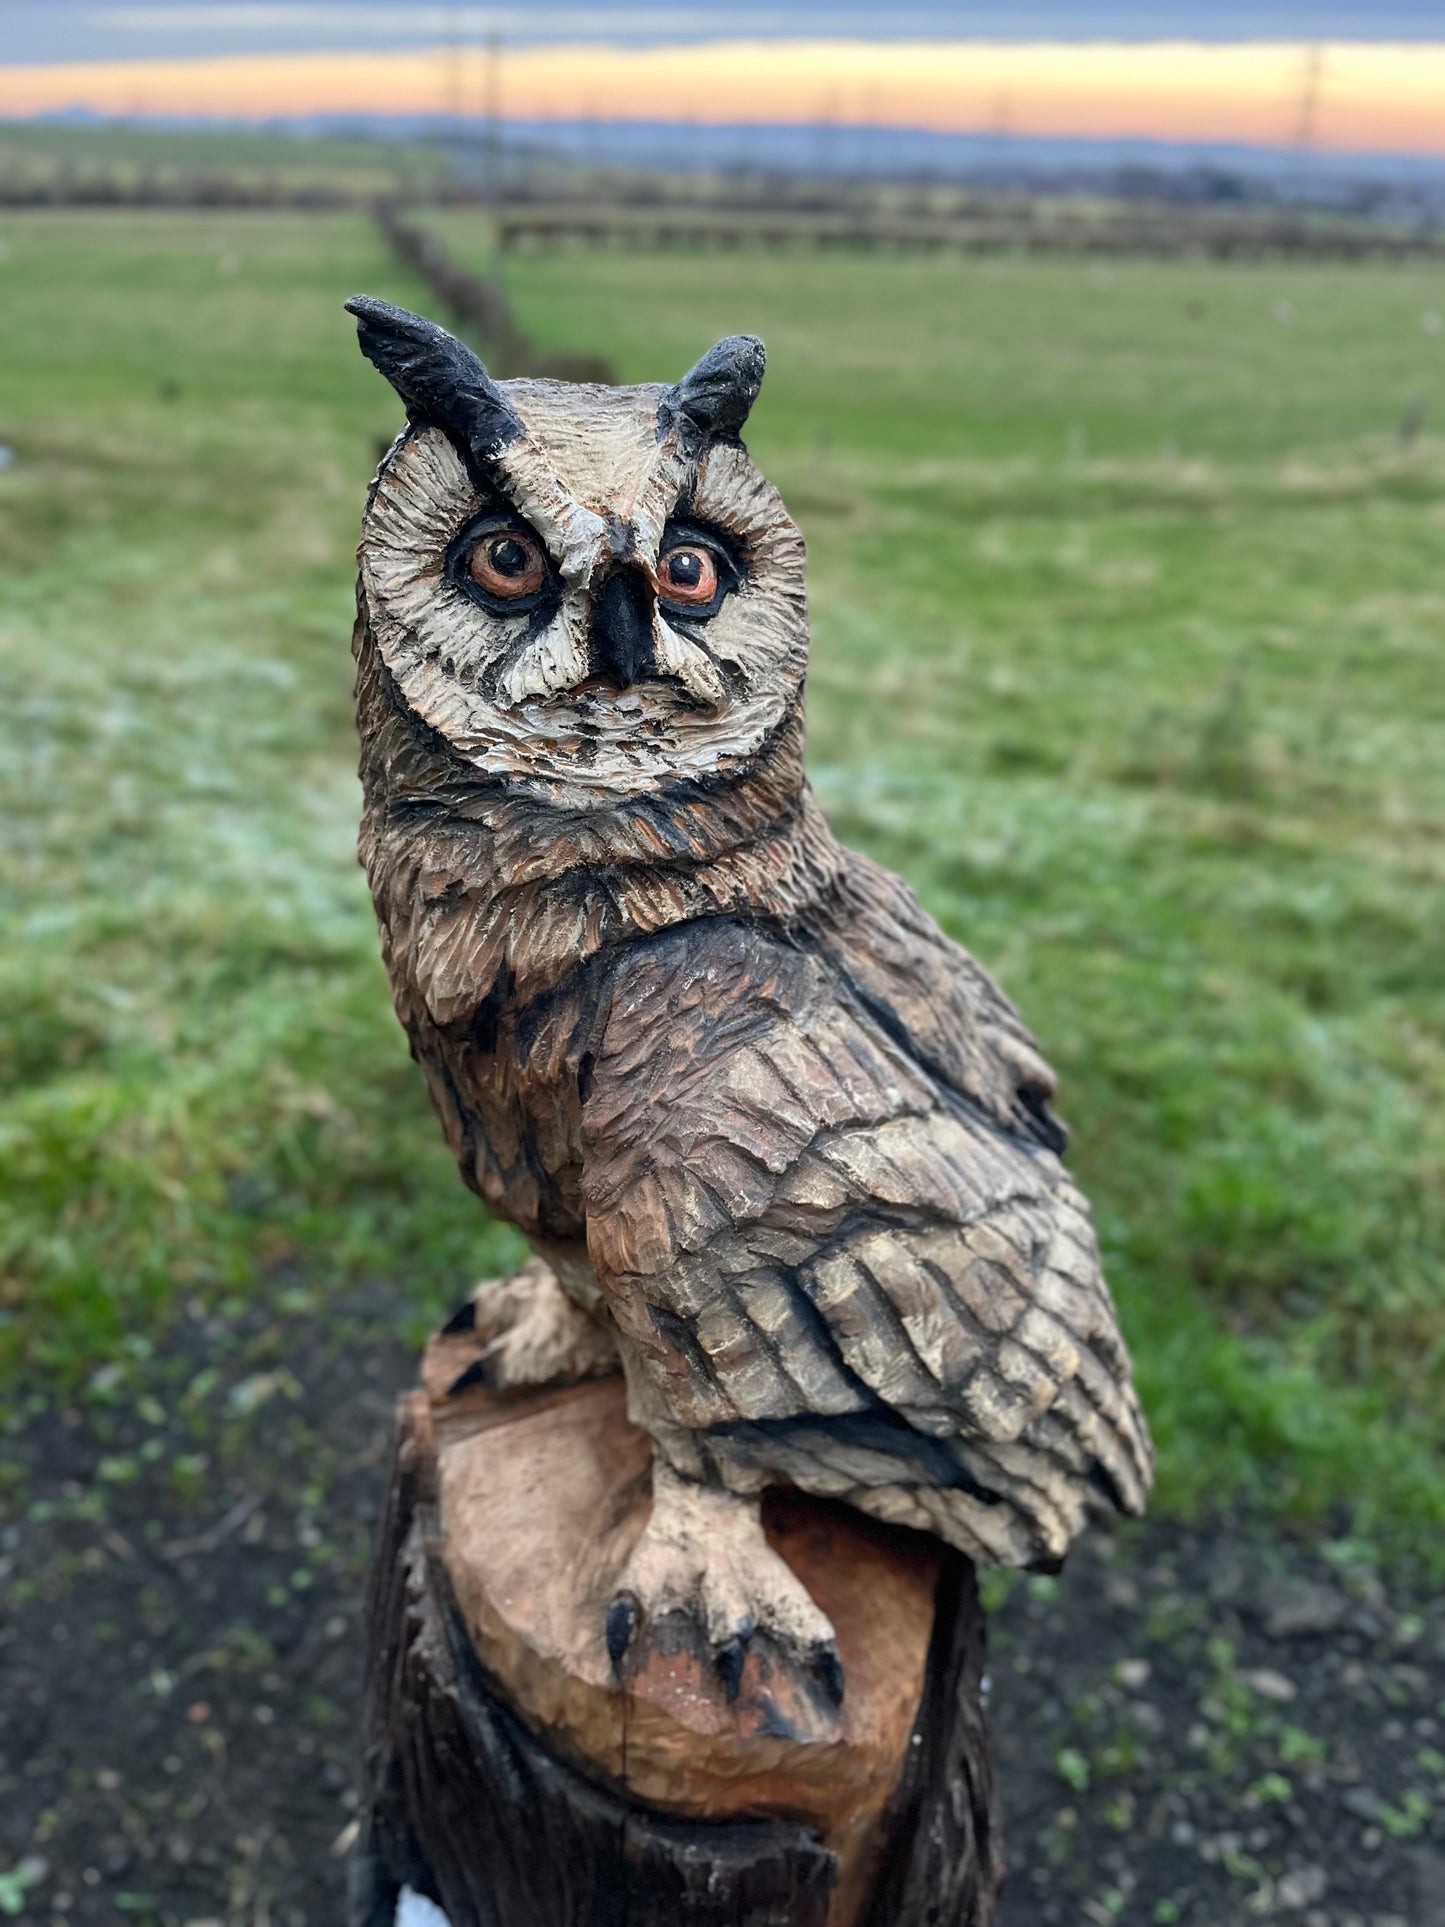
[347,297,808,810]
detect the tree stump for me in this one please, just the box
[352,1288,1003,1927]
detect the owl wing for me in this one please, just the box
[801,844,1071,1154]
[581,898,1152,1572]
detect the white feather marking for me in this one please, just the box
[495,603,592,705]
[652,619,727,707]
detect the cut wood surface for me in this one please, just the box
[355,1290,1002,1927]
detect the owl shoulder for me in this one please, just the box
[800,841,1068,1153]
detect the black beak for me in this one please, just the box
[590,568,655,689]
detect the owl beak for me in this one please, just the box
[589,567,656,690]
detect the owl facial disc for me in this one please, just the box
[350,301,808,808]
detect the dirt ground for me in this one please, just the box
[2,1284,1441,1927]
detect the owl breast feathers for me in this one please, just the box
[347,296,1152,1576]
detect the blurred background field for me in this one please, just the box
[0,98,1444,1923]
[2,170,1443,1552]
[0,118,450,202]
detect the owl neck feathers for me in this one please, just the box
[354,617,844,1025]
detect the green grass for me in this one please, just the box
[2,200,1442,1556]
[0,207,528,1400]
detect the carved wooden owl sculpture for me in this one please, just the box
[347,295,1152,1701]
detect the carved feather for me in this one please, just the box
[580,901,1151,1571]
[349,350,1152,1578]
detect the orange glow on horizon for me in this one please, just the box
[1,41,1443,156]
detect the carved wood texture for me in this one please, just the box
[350,345,1151,1575]
[353,1363,1002,1927]
[344,312,1151,1921]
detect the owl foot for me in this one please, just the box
[606,1463,844,1709]
[441,1257,618,1395]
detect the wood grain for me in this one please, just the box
[346,312,1148,1918]
[350,329,1151,1576]
[355,1320,1001,1927]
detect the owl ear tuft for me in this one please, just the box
[345,294,523,471]
[662,335,766,449]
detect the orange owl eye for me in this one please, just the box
[468,530,547,600]
[657,544,719,605]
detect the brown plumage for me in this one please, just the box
[347,296,1151,1695]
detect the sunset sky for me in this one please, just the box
[2,5,1443,155]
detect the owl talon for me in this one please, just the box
[445,1356,494,1398]
[442,1258,618,1394]
[440,1297,478,1336]
[605,1462,839,1709]
[714,1632,749,1703]
[810,1643,846,1708]
[605,1591,640,1673]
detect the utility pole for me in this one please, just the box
[814,87,839,180]
[484,29,503,203]
[1294,42,1324,153]
[858,83,881,180]
[445,2,465,129]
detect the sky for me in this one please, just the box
[5,5,1445,63]
[2,4,1444,154]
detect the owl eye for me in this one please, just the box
[653,521,740,620]
[447,510,558,616]
[657,545,718,605]
[468,530,547,601]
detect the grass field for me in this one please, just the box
[1,204,1442,1557]
[0,120,443,198]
